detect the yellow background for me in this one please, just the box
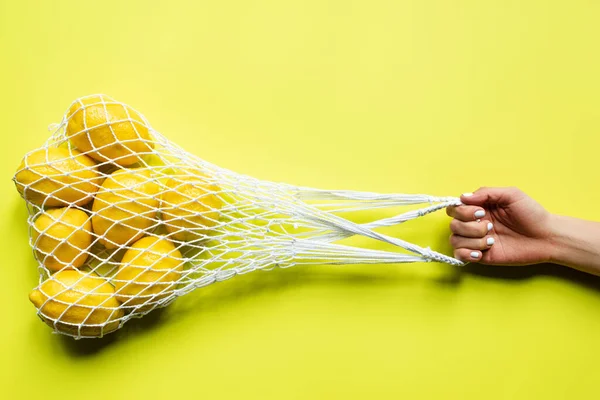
[1,1,600,398]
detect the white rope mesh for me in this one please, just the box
[14,94,464,339]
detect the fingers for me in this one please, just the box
[447,188,510,263]
[450,234,495,251]
[450,219,493,237]
[446,205,487,222]
[447,214,495,263]
[460,187,525,207]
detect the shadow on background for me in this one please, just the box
[56,266,411,357]
[18,199,600,356]
[58,307,168,356]
[57,257,600,357]
[169,265,411,317]
[429,225,600,292]
[461,262,600,291]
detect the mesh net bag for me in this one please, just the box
[14,94,464,339]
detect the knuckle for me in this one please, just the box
[454,208,469,221]
[449,219,460,233]
[478,223,489,236]
[454,250,467,261]
[449,234,458,247]
[457,204,471,213]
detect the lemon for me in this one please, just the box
[14,147,101,207]
[92,168,160,249]
[33,207,93,272]
[161,176,223,241]
[66,94,154,166]
[29,269,123,337]
[114,236,184,309]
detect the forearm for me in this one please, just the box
[549,215,600,275]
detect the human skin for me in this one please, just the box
[446,187,600,276]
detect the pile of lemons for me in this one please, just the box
[14,95,223,337]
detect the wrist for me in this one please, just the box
[547,214,575,266]
[545,213,600,275]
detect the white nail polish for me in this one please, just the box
[474,210,485,218]
[487,237,495,246]
[487,222,493,231]
[470,251,480,259]
[463,192,473,197]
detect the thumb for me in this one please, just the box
[460,187,522,206]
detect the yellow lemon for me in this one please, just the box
[32,207,93,272]
[29,269,123,338]
[66,94,154,166]
[161,176,223,241]
[92,168,160,249]
[14,147,101,207]
[114,236,184,310]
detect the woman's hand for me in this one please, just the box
[446,187,555,265]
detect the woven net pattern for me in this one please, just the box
[14,94,464,338]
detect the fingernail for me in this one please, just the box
[470,251,480,259]
[487,222,493,231]
[474,210,486,218]
[462,192,473,197]
[486,237,495,246]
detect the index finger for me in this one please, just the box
[446,205,486,222]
